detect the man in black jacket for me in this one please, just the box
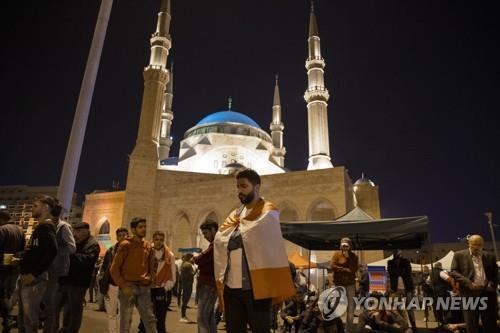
[19,197,59,333]
[387,249,417,331]
[0,210,25,332]
[59,222,100,333]
[450,234,498,333]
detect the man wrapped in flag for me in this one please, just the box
[214,168,295,333]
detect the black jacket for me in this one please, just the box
[98,244,119,294]
[387,256,414,292]
[0,222,25,257]
[59,235,100,287]
[20,222,57,277]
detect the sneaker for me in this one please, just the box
[179,317,189,323]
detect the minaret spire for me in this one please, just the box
[270,75,286,167]
[150,0,171,68]
[159,62,174,161]
[132,0,172,161]
[304,0,333,170]
[309,1,319,37]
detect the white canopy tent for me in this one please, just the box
[367,251,456,272]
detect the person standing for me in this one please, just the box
[179,254,195,323]
[194,219,218,333]
[358,264,370,298]
[387,249,417,331]
[0,210,25,332]
[43,206,76,333]
[58,222,100,333]
[214,168,295,333]
[99,227,129,333]
[110,218,157,333]
[330,237,359,332]
[428,262,453,325]
[138,231,175,333]
[450,234,498,333]
[19,196,58,333]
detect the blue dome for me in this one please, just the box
[196,110,261,129]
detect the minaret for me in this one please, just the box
[159,63,174,161]
[304,1,333,170]
[132,0,171,160]
[123,0,172,229]
[270,75,286,167]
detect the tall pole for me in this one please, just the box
[485,212,497,260]
[57,0,113,217]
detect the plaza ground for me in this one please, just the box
[9,300,439,332]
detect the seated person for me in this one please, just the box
[280,292,305,333]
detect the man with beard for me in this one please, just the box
[214,168,295,333]
[58,222,100,333]
[19,196,58,333]
[110,217,157,333]
[43,205,76,333]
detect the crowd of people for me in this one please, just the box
[0,168,498,333]
[0,195,99,333]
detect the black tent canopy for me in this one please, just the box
[281,216,429,251]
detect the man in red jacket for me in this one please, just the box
[194,219,219,333]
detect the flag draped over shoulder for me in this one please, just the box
[214,199,295,304]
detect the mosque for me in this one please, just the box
[83,0,383,263]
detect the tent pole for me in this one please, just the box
[308,247,312,295]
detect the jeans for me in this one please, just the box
[59,285,87,333]
[223,286,271,333]
[180,281,193,318]
[104,284,120,333]
[197,284,218,333]
[138,288,167,333]
[43,277,63,333]
[119,285,157,333]
[19,273,48,333]
[0,268,19,330]
[344,284,356,333]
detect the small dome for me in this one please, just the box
[354,173,375,187]
[196,110,261,129]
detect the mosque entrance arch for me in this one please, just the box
[307,199,336,221]
[278,202,301,256]
[95,217,112,251]
[172,213,192,256]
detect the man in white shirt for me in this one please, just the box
[450,234,498,333]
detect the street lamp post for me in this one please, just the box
[485,212,497,261]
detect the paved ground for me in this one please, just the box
[10,301,439,332]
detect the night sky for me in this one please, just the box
[1,0,499,243]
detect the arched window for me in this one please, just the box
[172,214,192,255]
[308,199,335,221]
[98,220,111,235]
